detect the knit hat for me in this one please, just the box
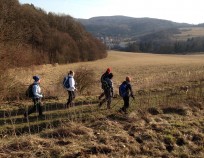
[126,76,131,82]
[33,76,40,82]
[107,68,111,73]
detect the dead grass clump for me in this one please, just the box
[62,144,113,158]
[112,134,129,144]
[163,135,175,153]
[151,123,167,133]
[187,99,203,110]
[124,144,141,156]
[56,140,71,146]
[5,140,32,151]
[180,153,189,158]
[107,113,131,123]
[176,137,186,146]
[0,136,53,157]
[148,107,161,115]
[90,119,122,131]
[86,144,113,154]
[44,122,94,139]
[95,131,110,145]
[162,106,189,116]
[45,127,74,138]
[85,144,113,155]
[191,133,204,145]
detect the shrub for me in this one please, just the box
[75,66,96,95]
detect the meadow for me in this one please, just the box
[174,27,204,41]
[10,50,204,94]
[0,51,204,157]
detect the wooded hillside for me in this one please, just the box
[0,0,107,68]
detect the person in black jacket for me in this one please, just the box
[119,76,134,114]
[98,73,113,109]
[98,68,111,100]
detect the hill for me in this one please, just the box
[78,16,191,38]
[78,16,204,54]
[0,0,107,68]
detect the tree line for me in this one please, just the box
[0,0,107,68]
[0,0,107,100]
[125,37,204,54]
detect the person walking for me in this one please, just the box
[98,73,114,109]
[63,70,76,108]
[119,76,134,114]
[24,76,43,117]
[99,68,111,100]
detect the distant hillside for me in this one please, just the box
[78,16,204,54]
[78,16,192,38]
[0,0,107,68]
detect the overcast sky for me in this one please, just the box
[19,0,204,24]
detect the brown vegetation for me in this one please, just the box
[0,51,204,157]
[0,0,107,66]
[0,98,203,157]
[0,0,107,100]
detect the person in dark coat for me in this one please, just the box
[98,68,111,100]
[119,76,134,114]
[98,73,113,109]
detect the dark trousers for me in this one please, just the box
[98,91,105,100]
[26,98,43,116]
[99,89,112,109]
[121,96,129,113]
[66,91,75,107]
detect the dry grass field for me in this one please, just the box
[1,51,204,157]
[10,50,204,96]
[173,27,204,41]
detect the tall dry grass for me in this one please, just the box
[6,51,204,100]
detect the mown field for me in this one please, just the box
[0,51,204,157]
[173,27,204,41]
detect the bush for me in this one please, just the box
[75,66,96,95]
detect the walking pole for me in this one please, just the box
[111,97,123,108]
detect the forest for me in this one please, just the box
[0,0,107,69]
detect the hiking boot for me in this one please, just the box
[124,111,128,115]
[118,109,123,113]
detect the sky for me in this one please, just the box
[19,0,204,24]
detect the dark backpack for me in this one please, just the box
[63,76,71,89]
[103,77,113,90]
[25,84,34,98]
[119,82,128,97]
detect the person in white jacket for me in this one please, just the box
[24,75,43,117]
[64,71,76,108]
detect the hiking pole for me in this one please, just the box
[111,97,122,108]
